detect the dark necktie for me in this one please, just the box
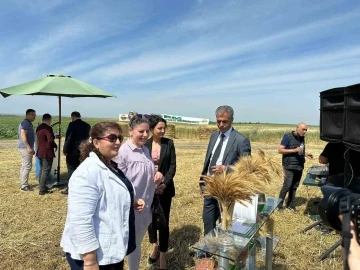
[209,133,225,173]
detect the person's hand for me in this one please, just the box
[294,147,302,153]
[306,153,314,159]
[199,187,205,197]
[54,147,58,153]
[27,147,35,155]
[83,262,99,270]
[134,199,145,212]
[154,171,164,184]
[156,183,166,194]
[339,216,360,270]
[211,165,226,174]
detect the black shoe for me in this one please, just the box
[148,253,159,264]
[39,190,52,195]
[277,205,284,211]
[286,206,297,212]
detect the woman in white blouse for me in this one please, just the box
[61,122,144,270]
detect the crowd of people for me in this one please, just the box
[16,105,360,269]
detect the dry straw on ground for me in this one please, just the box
[0,138,345,270]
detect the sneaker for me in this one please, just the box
[277,205,284,211]
[20,186,30,192]
[286,206,297,212]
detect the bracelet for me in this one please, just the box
[83,261,97,267]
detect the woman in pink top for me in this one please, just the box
[114,114,163,270]
[145,115,176,270]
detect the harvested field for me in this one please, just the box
[0,138,343,269]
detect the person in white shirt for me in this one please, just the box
[60,122,145,270]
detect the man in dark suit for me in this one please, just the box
[200,105,251,235]
[62,111,91,194]
[36,113,57,195]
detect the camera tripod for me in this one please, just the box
[300,218,342,261]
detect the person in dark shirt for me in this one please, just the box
[277,123,313,211]
[62,111,91,195]
[36,113,57,195]
[319,142,360,190]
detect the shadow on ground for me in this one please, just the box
[162,225,202,270]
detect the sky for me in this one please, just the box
[0,0,360,125]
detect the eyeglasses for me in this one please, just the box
[217,120,229,124]
[97,134,123,143]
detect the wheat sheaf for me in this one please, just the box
[200,150,283,230]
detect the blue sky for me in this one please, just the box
[0,0,360,125]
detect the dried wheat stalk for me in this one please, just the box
[200,150,282,230]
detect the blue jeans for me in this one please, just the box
[65,253,124,270]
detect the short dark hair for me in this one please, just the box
[149,115,167,130]
[71,111,81,118]
[26,109,35,115]
[42,113,52,121]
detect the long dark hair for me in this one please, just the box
[79,122,122,163]
[149,114,167,130]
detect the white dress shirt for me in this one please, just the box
[207,127,232,175]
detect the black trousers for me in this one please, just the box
[66,154,80,181]
[66,253,124,270]
[148,195,172,252]
[39,158,53,192]
[278,168,303,207]
[202,196,220,235]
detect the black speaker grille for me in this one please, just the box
[320,108,344,141]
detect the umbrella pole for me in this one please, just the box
[57,96,61,183]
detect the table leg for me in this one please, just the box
[248,240,256,270]
[265,235,273,270]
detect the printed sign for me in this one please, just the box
[118,113,209,125]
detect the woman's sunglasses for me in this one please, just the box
[130,114,151,125]
[97,134,123,143]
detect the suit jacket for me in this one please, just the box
[36,123,57,158]
[145,137,177,198]
[200,128,251,188]
[63,119,91,156]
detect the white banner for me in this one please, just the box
[118,113,209,125]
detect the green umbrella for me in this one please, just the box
[0,74,116,183]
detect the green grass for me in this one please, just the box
[0,115,321,144]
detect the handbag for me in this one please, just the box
[150,195,166,229]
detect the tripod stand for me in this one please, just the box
[300,146,353,261]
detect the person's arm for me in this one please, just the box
[278,135,301,154]
[67,167,100,266]
[20,129,34,154]
[319,144,330,164]
[162,140,176,187]
[45,128,55,149]
[199,135,214,194]
[63,132,73,155]
[319,155,328,164]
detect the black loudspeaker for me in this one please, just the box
[344,84,360,146]
[320,87,345,142]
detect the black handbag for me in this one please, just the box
[150,195,166,229]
